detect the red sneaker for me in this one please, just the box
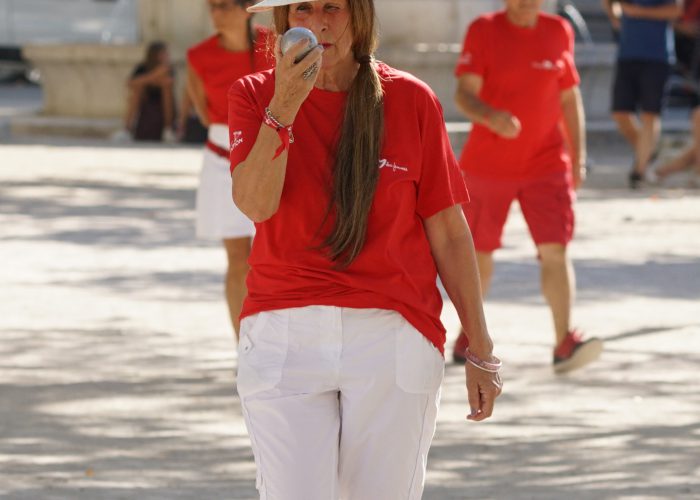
[553,330,603,374]
[452,330,469,364]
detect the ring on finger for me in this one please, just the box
[302,63,319,80]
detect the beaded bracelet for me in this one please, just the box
[465,348,502,373]
[263,106,294,160]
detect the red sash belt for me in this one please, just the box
[206,140,229,159]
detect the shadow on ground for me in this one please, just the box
[2,144,699,499]
[2,324,698,499]
[0,177,197,249]
[0,326,259,499]
[425,356,700,500]
[486,255,700,303]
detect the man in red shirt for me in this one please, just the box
[451,0,603,373]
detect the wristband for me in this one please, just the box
[263,107,294,160]
[465,348,502,373]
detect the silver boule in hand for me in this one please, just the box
[281,27,318,63]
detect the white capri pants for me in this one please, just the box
[237,306,445,500]
[195,124,255,240]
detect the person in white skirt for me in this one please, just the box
[227,0,503,497]
[186,0,273,338]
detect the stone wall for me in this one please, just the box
[22,44,146,119]
[375,0,614,122]
[375,0,557,44]
[21,0,213,122]
[137,0,212,56]
[19,0,613,134]
[376,0,500,45]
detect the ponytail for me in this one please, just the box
[273,1,383,267]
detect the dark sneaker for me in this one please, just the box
[452,330,469,364]
[629,170,643,190]
[553,330,603,374]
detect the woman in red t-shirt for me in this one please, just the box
[186,0,273,340]
[228,0,502,497]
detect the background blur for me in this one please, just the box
[1,2,698,499]
[0,0,632,140]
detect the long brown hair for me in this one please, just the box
[273,0,384,267]
[230,0,257,66]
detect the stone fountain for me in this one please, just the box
[17,0,213,136]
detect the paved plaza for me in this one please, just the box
[0,135,699,499]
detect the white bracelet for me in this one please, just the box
[465,348,502,373]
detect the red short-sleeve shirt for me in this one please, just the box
[455,12,580,179]
[187,27,274,125]
[228,63,469,354]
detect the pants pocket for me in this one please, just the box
[395,319,444,394]
[237,310,290,399]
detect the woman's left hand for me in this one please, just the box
[465,363,502,422]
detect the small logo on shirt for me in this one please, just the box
[458,52,472,66]
[230,131,244,151]
[379,159,408,173]
[532,59,564,71]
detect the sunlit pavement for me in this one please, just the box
[1,139,698,499]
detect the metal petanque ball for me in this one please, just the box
[281,27,318,63]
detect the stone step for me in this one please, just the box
[10,114,121,139]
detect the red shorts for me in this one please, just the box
[462,171,575,252]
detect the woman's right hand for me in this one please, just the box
[486,110,522,139]
[269,36,323,125]
[466,363,502,422]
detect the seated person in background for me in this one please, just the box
[115,41,176,143]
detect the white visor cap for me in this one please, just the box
[247,0,319,13]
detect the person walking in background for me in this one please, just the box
[673,0,700,79]
[228,0,501,496]
[602,0,683,189]
[186,0,273,340]
[645,0,700,186]
[651,107,700,186]
[114,41,176,143]
[451,0,602,374]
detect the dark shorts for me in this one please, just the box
[612,60,671,114]
[461,172,575,253]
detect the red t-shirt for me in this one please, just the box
[228,63,469,354]
[455,12,580,179]
[187,27,274,125]
[682,0,700,22]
